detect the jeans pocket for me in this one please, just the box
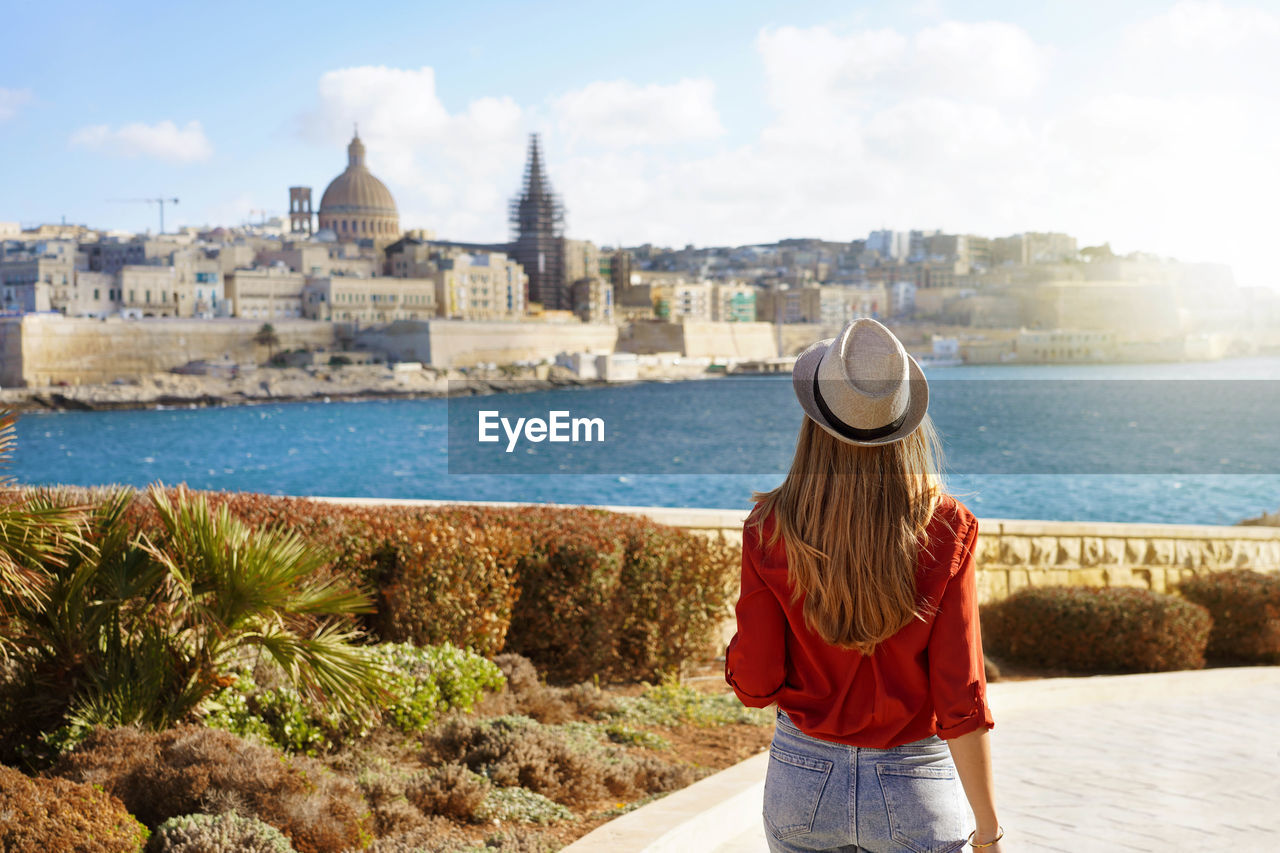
[763,746,834,840]
[875,763,966,853]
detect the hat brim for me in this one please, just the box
[791,337,930,446]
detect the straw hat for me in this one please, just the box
[791,318,929,446]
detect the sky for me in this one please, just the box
[1,0,1277,287]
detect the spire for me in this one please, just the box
[347,131,366,169]
[524,134,547,199]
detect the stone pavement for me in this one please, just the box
[567,667,1280,852]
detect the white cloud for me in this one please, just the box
[295,9,1280,290]
[299,65,525,237]
[551,79,724,147]
[69,120,213,163]
[0,87,33,122]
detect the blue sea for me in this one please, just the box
[8,357,1280,525]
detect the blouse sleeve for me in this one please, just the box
[927,516,995,739]
[725,524,787,707]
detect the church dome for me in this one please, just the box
[317,132,400,241]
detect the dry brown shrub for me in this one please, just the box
[0,763,149,853]
[356,816,472,853]
[50,726,371,853]
[404,763,490,821]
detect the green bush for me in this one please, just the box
[0,763,149,853]
[1179,570,1280,663]
[0,486,381,768]
[203,643,506,753]
[11,487,739,687]
[981,586,1212,673]
[149,812,297,853]
[493,507,738,683]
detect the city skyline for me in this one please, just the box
[1,1,1277,288]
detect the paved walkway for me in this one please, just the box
[568,667,1280,852]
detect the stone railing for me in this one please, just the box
[316,497,1280,604]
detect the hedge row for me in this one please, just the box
[981,586,1212,673]
[982,570,1280,674]
[1179,569,1280,664]
[27,487,738,684]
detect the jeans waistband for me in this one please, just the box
[776,708,947,753]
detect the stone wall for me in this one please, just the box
[618,321,780,360]
[354,319,619,368]
[314,497,1280,604]
[0,315,338,387]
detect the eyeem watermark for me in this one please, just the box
[478,410,606,453]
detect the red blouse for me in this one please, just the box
[725,494,994,749]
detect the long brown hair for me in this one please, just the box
[750,415,946,654]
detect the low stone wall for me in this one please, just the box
[1,315,338,387]
[314,497,1280,604]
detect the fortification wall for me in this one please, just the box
[355,319,618,369]
[0,315,337,387]
[619,321,783,359]
[679,322,778,360]
[314,497,1280,605]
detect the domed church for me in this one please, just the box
[316,131,399,241]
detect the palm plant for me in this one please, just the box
[1,481,386,763]
[0,410,85,660]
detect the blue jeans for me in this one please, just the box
[763,710,971,853]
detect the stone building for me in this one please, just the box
[224,266,306,320]
[571,276,613,324]
[302,276,437,324]
[317,132,400,243]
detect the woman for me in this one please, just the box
[726,318,1002,852]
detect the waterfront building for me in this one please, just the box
[317,131,400,243]
[435,250,526,320]
[119,265,178,317]
[1016,329,1117,362]
[302,276,437,324]
[509,134,567,310]
[224,266,305,319]
[69,270,118,317]
[570,276,613,324]
[711,283,756,322]
[564,239,601,288]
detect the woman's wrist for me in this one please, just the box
[973,821,1001,841]
[970,824,1003,846]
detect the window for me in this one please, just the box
[145,290,151,303]
[93,289,99,300]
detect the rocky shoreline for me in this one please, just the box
[0,364,619,414]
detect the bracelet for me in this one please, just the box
[968,827,1004,848]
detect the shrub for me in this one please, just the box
[475,788,573,825]
[406,763,491,821]
[204,643,506,753]
[423,714,700,809]
[51,726,372,853]
[12,488,739,686]
[0,486,381,767]
[0,763,149,853]
[1179,570,1280,663]
[609,681,773,728]
[484,654,617,724]
[980,586,1212,673]
[494,507,738,683]
[149,812,297,853]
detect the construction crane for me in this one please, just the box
[107,197,180,235]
